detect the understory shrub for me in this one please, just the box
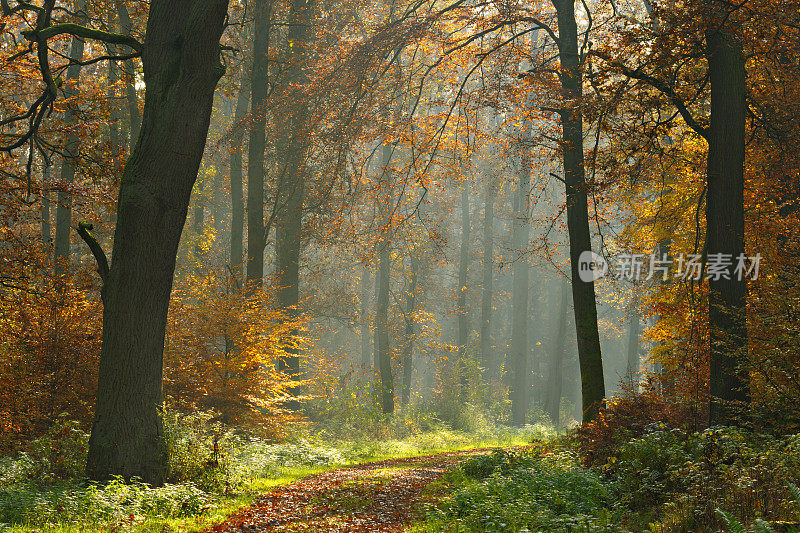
[601,426,800,531]
[417,447,625,532]
[574,386,692,467]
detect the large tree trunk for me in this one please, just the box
[545,280,569,427]
[510,165,531,427]
[374,144,394,414]
[706,9,748,425]
[246,0,272,287]
[479,178,496,379]
[53,0,87,275]
[552,0,606,423]
[230,83,250,286]
[86,0,229,484]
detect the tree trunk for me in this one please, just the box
[510,164,531,427]
[706,8,748,425]
[456,184,470,391]
[191,173,205,264]
[360,265,372,368]
[116,0,140,150]
[230,83,250,286]
[42,160,51,245]
[626,301,641,385]
[275,0,314,378]
[553,0,606,423]
[545,280,569,427]
[401,254,419,406]
[107,56,121,146]
[374,144,394,414]
[480,178,496,379]
[246,0,272,287]
[53,0,87,275]
[86,0,229,484]
[211,164,224,235]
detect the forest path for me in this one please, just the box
[201,447,501,532]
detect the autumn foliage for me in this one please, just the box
[164,270,305,436]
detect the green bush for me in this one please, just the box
[162,408,238,491]
[418,449,625,532]
[603,427,800,530]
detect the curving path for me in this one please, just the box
[201,448,497,532]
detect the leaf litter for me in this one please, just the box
[201,448,499,532]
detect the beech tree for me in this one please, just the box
[0,0,232,483]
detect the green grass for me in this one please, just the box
[0,426,545,533]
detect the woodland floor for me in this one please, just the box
[200,448,503,533]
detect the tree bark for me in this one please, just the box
[86,0,229,484]
[230,83,250,286]
[626,300,641,385]
[107,55,121,146]
[480,177,496,379]
[246,0,272,287]
[706,7,748,425]
[360,265,372,368]
[510,163,531,427]
[275,0,315,377]
[211,164,224,235]
[374,143,394,414]
[401,254,418,406]
[552,0,606,423]
[53,0,87,275]
[116,0,140,151]
[41,160,51,245]
[456,184,470,393]
[191,172,205,265]
[545,280,569,427]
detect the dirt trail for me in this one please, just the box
[203,448,495,532]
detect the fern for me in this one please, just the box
[752,519,776,533]
[717,509,748,533]
[789,482,800,516]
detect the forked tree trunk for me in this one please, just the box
[706,7,748,425]
[552,0,606,422]
[86,0,229,484]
